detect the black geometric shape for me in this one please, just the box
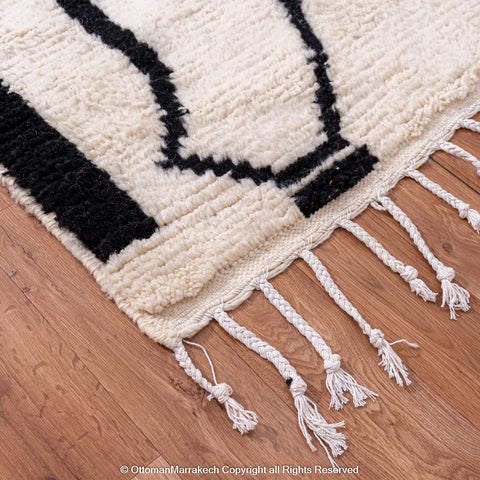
[58,0,378,217]
[0,84,158,262]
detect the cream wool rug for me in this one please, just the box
[1,0,480,465]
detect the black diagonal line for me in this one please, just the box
[58,0,277,185]
[0,84,158,262]
[277,0,341,137]
[58,0,378,216]
[59,0,361,184]
[57,0,186,160]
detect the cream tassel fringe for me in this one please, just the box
[406,169,480,233]
[213,308,346,466]
[376,196,470,320]
[460,118,480,134]
[257,278,377,409]
[368,331,419,387]
[300,250,418,386]
[438,140,480,175]
[339,219,437,302]
[173,341,258,434]
[290,376,347,464]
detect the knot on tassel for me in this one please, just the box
[467,208,480,233]
[209,383,258,434]
[208,383,232,404]
[369,328,386,349]
[457,202,470,219]
[323,354,341,375]
[400,265,418,282]
[440,279,470,320]
[436,266,455,282]
[289,375,307,397]
[400,266,437,302]
[174,340,258,436]
[435,266,470,320]
[408,278,437,302]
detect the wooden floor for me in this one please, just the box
[1,120,480,480]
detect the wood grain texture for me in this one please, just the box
[1,129,480,479]
[433,112,480,193]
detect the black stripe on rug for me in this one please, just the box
[294,146,377,217]
[0,84,158,262]
[57,0,278,185]
[277,0,341,137]
[58,0,378,217]
[274,134,349,188]
[58,2,369,181]
[56,0,186,163]
[273,1,379,214]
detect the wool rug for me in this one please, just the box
[1,0,480,466]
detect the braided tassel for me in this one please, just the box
[376,196,470,320]
[460,118,480,133]
[406,169,480,234]
[173,342,257,434]
[213,308,346,466]
[258,278,377,409]
[438,140,480,175]
[339,219,437,302]
[300,250,418,386]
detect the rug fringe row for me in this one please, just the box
[174,117,480,460]
[374,195,470,320]
[257,277,377,410]
[213,308,347,467]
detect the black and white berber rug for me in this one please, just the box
[1,0,480,463]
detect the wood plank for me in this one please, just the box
[0,363,80,480]
[432,112,480,190]
[0,123,479,479]
[0,201,344,479]
[0,263,158,479]
[0,184,13,212]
